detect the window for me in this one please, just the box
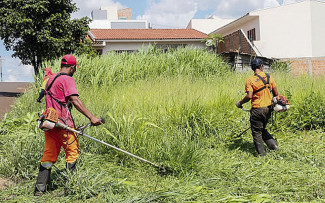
[247,28,256,42]
[115,50,136,54]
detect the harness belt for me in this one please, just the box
[45,73,68,109]
[45,72,77,145]
[253,73,272,94]
[45,73,74,125]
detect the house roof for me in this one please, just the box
[210,14,257,35]
[88,29,208,41]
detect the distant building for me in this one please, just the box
[210,0,325,75]
[91,6,130,20]
[187,16,235,34]
[88,29,208,54]
[90,6,149,29]
[118,8,132,20]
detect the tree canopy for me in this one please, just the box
[0,0,92,75]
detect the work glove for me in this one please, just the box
[235,100,243,108]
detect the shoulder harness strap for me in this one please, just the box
[253,73,272,94]
[45,72,75,126]
[45,73,69,108]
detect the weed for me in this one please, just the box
[1,48,325,202]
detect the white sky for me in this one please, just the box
[72,0,302,28]
[0,0,309,81]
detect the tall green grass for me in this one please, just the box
[1,47,325,202]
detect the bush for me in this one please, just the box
[271,60,291,73]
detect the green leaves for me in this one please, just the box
[0,0,91,75]
[271,60,291,73]
[72,47,230,87]
[1,49,325,202]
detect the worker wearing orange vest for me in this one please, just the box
[236,59,280,156]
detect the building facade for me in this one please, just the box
[90,6,150,29]
[88,29,208,54]
[186,16,234,35]
[211,0,325,74]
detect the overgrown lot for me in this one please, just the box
[1,48,324,202]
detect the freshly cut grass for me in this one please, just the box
[1,48,325,202]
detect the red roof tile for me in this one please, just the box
[89,29,208,40]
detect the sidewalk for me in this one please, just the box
[0,82,31,119]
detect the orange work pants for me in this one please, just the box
[41,127,79,164]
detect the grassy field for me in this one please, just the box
[0,48,325,202]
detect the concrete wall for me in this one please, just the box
[212,17,260,40]
[230,19,259,42]
[243,18,261,41]
[92,10,107,20]
[89,20,112,29]
[111,21,148,29]
[92,7,133,21]
[311,1,325,57]
[252,1,313,58]
[214,0,325,59]
[101,6,118,20]
[187,17,234,34]
[89,20,149,29]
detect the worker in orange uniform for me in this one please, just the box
[236,58,280,156]
[34,55,102,196]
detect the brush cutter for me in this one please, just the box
[236,126,250,138]
[55,119,172,176]
[234,107,250,138]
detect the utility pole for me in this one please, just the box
[0,56,2,82]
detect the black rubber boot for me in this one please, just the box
[66,160,77,173]
[264,139,279,150]
[34,165,51,196]
[262,129,279,150]
[254,141,266,156]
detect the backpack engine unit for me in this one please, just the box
[38,107,59,131]
[273,95,290,112]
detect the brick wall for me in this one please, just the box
[118,8,132,20]
[217,30,256,55]
[217,30,325,76]
[282,57,325,76]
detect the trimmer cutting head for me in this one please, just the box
[156,165,173,176]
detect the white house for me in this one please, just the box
[187,16,235,34]
[210,0,325,75]
[211,0,325,59]
[88,29,208,54]
[88,6,208,55]
[89,20,150,29]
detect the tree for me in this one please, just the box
[203,33,224,53]
[0,0,91,75]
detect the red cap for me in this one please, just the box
[61,55,79,67]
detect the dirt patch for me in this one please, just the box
[0,82,31,120]
[0,178,14,190]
